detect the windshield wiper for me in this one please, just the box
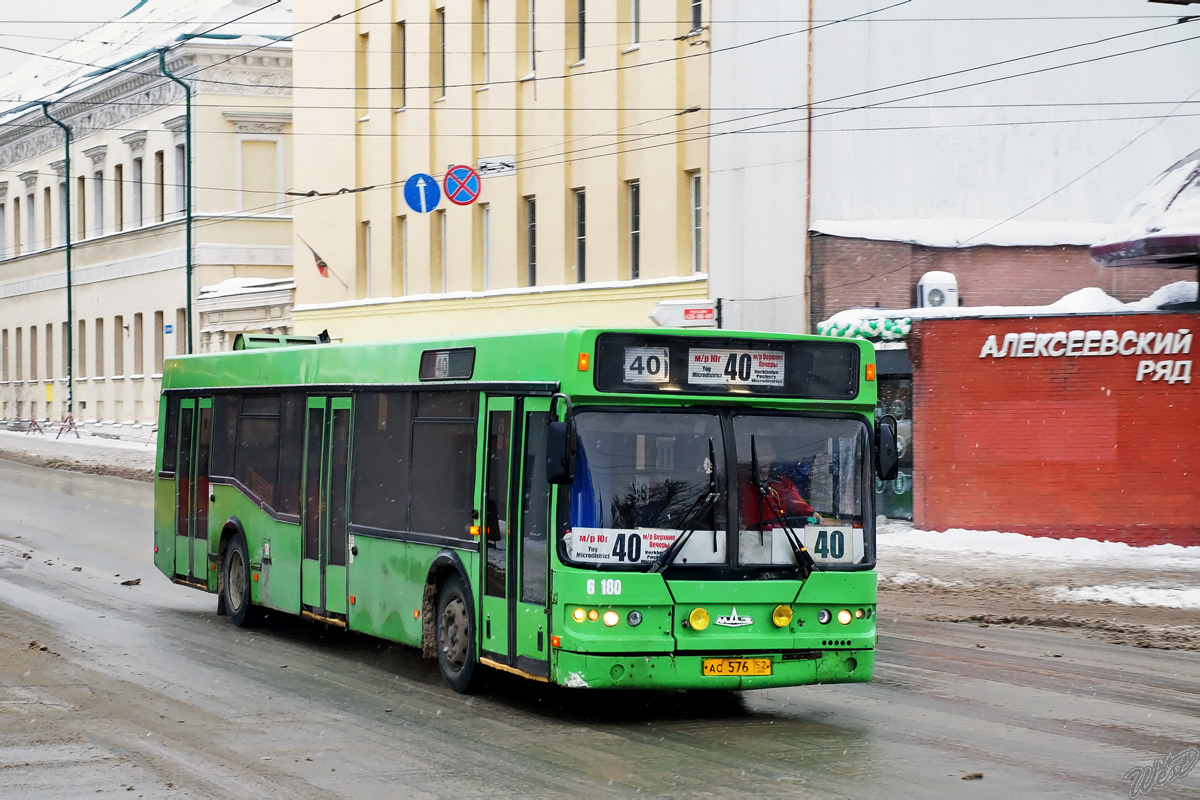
[649,439,719,574]
[751,435,817,580]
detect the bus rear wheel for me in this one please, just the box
[222,532,253,627]
[435,574,477,693]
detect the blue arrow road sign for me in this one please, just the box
[404,173,440,213]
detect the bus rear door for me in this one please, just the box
[479,396,551,679]
[173,397,212,584]
[301,396,352,621]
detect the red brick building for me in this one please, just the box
[910,312,1198,546]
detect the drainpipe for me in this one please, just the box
[158,48,193,354]
[40,102,73,415]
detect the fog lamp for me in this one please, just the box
[837,609,853,625]
[573,608,586,622]
[817,609,832,625]
[627,610,643,627]
[588,609,599,621]
[688,607,710,631]
[603,610,620,627]
[771,605,793,627]
[854,609,864,619]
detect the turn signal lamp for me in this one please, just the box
[550,635,561,648]
[771,605,793,627]
[688,607,710,631]
[838,609,853,625]
[469,525,481,537]
[603,610,620,627]
[573,608,586,622]
[855,609,864,619]
[588,609,599,621]
[865,363,876,381]
[578,353,590,371]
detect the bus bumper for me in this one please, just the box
[552,648,874,690]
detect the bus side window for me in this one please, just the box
[161,395,180,474]
[210,394,239,478]
[351,391,414,533]
[409,391,477,538]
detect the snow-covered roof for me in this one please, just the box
[1091,147,1200,265]
[811,219,1111,249]
[198,276,294,299]
[818,281,1198,341]
[0,0,292,115]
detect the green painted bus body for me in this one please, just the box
[154,328,879,690]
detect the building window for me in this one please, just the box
[42,187,51,247]
[1,329,7,382]
[77,319,86,378]
[358,220,372,298]
[176,308,187,355]
[174,144,186,216]
[575,189,586,282]
[394,215,408,295]
[481,203,491,289]
[440,210,448,292]
[630,0,640,44]
[0,202,6,257]
[76,177,86,238]
[529,0,537,73]
[132,157,143,227]
[690,172,702,272]
[525,196,537,286]
[356,32,370,119]
[58,182,67,244]
[14,328,21,381]
[482,0,491,85]
[436,8,446,99]
[154,151,165,223]
[25,193,34,252]
[95,317,105,377]
[92,173,103,236]
[690,0,702,31]
[628,180,640,279]
[133,313,144,375]
[577,0,586,61]
[29,325,37,382]
[114,164,124,232]
[393,22,406,109]
[12,197,21,253]
[113,315,124,376]
[154,311,164,374]
[46,323,53,381]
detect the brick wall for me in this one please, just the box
[810,235,1184,326]
[910,313,1199,546]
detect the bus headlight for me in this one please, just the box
[688,608,710,631]
[837,609,853,625]
[602,610,620,627]
[771,605,793,627]
[627,610,643,627]
[573,608,586,622]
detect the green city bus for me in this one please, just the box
[154,327,897,692]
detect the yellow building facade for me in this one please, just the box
[292,0,709,339]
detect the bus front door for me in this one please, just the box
[301,396,352,620]
[173,397,212,584]
[479,396,551,679]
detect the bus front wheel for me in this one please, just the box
[435,574,477,693]
[222,532,253,627]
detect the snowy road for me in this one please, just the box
[1,457,1198,797]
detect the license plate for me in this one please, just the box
[702,658,772,676]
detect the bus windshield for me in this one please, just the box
[562,409,872,571]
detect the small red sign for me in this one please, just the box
[683,308,716,321]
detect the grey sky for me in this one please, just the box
[0,0,137,81]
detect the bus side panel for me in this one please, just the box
[212,486,303,613]
[153,477,176,579]
[347,538,480,649]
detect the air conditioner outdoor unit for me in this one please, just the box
[917,271,959,308]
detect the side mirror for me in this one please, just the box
[875,414,899,481]
[546,421,576,485]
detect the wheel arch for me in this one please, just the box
[421,549,472,658]
[215,516,247,616]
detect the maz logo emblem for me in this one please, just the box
[714,607,754,628]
